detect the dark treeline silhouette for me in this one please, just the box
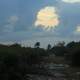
[0,43,49,80]
[0,41,80,80]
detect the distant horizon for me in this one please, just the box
[0,39,80,49]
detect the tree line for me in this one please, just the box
[0,41,80,80]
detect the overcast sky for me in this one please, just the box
[0,0,80,48]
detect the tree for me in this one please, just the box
[34,42,40,48]
[47,44,51,50]
[72,48,80,66]
[56,41,65,47]
[51,41,66,56]
[65,41,80,66]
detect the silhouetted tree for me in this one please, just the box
[34,42,40,48]
[51,41,66,56]
[1,41,80,79]
[72,48,80,66]
[47,44,51,50]
[55,41,65,47]
[65,41,80,66]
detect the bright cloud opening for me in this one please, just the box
[76,25,80,32]
[62,0,80,3]
[34,6,59,30]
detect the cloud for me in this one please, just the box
[74,25,80,35]
[62,0,80,3]
[3,16,19,33]
[76,25,80,32]
[34,6,59,31]
[8,16,19,25]
[3,24,14,33]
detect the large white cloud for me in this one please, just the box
[62,0,80,3]
[34,6,59,30]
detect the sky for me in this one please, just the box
[0,0,80,48]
